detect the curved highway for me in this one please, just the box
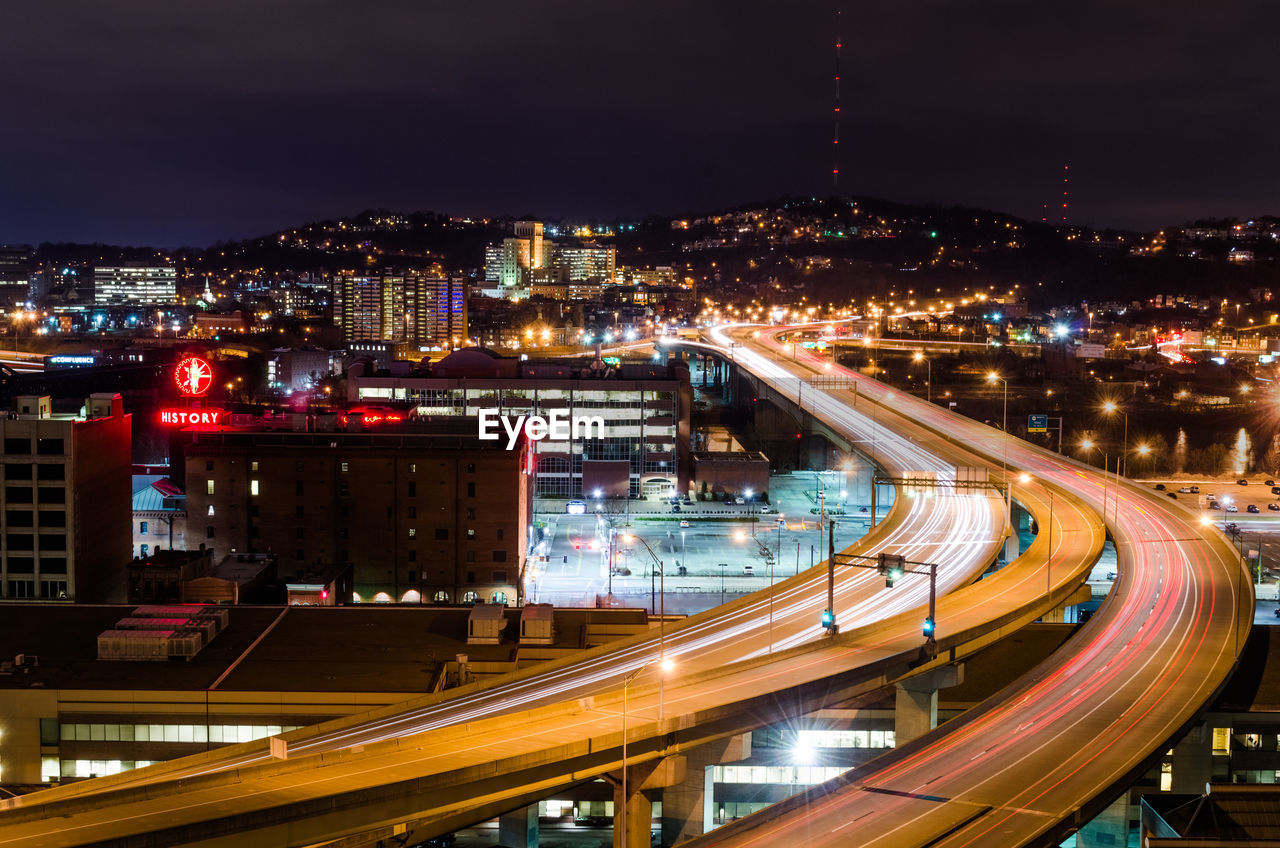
[678,323,1252,848]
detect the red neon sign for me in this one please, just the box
[159,408,224,426]
[175,356,213,397]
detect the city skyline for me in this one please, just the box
[1,1,1278,246]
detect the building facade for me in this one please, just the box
[93,264,179,306]
[349,349,693,498]
[0,394,132,603]
[333,270,467,349]
[184,426,531,604]
[0,244,32,307]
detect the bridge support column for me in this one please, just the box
[661,734,750,846]
[894,664,964,745]
[1170,724,1213,793]
[499,804,539,848]
[609,756,685,848]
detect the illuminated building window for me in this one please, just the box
[250,480,259,496]
[206,480,214,495]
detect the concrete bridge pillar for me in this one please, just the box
[499,804,539,848]
[608,755,686,848]
[1170,723,1213,793]
[894,664,964,745]
[660,733,750,846]
[1076,791,1129,848]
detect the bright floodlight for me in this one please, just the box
[791,741,815,765]
[593,488,603,498]
[659,656,675,673]
[744,488,753,498]
[913,351,924,362]
[1019,473,1032,484]
[986,371,999,383]
[1200,515,1212,526]
[622,534,636,543]
[733,531,747,542]
[1102,400,1118,414]
[1080,438,1095,450]
[1136,444,1151,456]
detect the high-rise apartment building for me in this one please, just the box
[482,223,616,295]
[0,394,132,603]
[0,244,33,307]
[333,270,466,349]
[185,425,531,604]
[93,264,179,306]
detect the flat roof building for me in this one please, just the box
[1,393,131,603]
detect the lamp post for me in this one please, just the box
[986,371,1010,521]
[619,664,646,848]
[913,351,932,403]
[1101,400,1129,477]
[1080,438,1110,519]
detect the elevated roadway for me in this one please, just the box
[673,323,1253,847]
[0,328,1111,847]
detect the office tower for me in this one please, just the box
[93,264,179,306]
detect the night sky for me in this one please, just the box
[3,1,1278,247]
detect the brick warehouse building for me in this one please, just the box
[184,421,532,604]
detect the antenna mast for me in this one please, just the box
[833,10,841,189]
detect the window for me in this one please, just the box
[409,463,417,473]
[6,534,33,551]
[6,510,32,527]
[4,486,32,503]
[295,461,304,473]
[139,521,149,534]
[208,505,215,516]
[466,508,475,520]
[408,528,417,538]
[340,461,349,473]
[466,571,476,583]
[496,528,504,540]
[6,580,34,598]
[41,511,65,527]
[467,529,475,539]
[493,550,507,562]
[206,461,214,472]
[467,482,476,497]
[408,482,417,497]
[433,590,450,603]
[36,438,64,455]
[466,463,475,473]
[206,480,215,495]
[492,570,507,583]
[434,528,448,540]
[39,579,68,599]
[407,570,417,584]
[37,487,64,504]
[408,550,417,562]
[206,526,215,538]
[295,527,304,539]
[295,480,304,496]
[408,506,417,519]
[462,591,479,603]
[40,557,66,574]
[295,505,304,518]
[250,480,259,496]
[39,534,66,551]
[36,464,65,481]
[466,551,476,562]
[250,461,259,472]
[296,549,305,560]
[4,438,29,454]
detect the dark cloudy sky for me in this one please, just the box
[2,1,1277,246]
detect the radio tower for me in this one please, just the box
[1061,164,1069,224]
[832,10,841,189]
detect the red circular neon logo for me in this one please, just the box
[175,356,213,397]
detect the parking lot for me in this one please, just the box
[526,471,884,612]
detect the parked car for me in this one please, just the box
[1267,479,1276,486]
[759,505,771,514]
[743,564,754,576]
[1155,483,1166,491]
[679,520,689,528]
[1269,503,1280,512]
[1238,478,1250,485]
[1209,501,1222,510]
[1190,486,1200,494]
[1166,492,1178,498]
[1248,504,1261,513]
[1226,504,1240,513]
[734,497,745,505]
[1177,487,1192,493]
[1270,486,1280,495]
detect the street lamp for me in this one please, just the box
[1080,437,1112,520]
[1101,400,1129,477]
[913,351,932,403]
[986,371,1010,521]
[618,664,646,848]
